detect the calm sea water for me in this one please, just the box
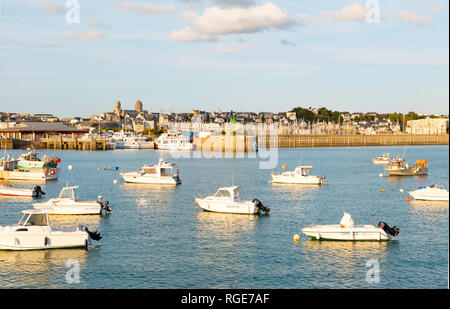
[0,146,448,289]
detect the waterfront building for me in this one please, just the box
[406,118,449,135]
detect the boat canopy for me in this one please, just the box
[59,186,79,199]
[19,209,51,226]
[415,159,427,165]
[214,186,240,199]
[339,213,355,228]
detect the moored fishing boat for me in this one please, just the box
[385,157,428,176]
[155,132,194,150]
[409,184,449,201]
[195,186,270,215]
[0,209,102,250]
[0,158,58,181]
[301,213,400,241]
[120,159,181,184]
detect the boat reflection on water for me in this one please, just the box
[270,183,320,201]
[120,183,177,213]
[408,199,449,209]
[299,240,391,287]
[0,249,88,288]
[195,211,260,235]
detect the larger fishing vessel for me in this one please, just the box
[110,131,154,149]
[0,157,58,181]
[155,132,194,150]
[17,150,60,169]
[385,157,428,176]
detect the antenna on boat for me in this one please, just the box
[231,169,235,186]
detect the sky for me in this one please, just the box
[0,0,448,118]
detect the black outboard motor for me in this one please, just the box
[252,199,270,214]
[99,200,112,213]
[86,227,102,241]
[33,185,45,197]
[378,221,400,237]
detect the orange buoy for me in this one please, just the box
[381,189,384,192]
[405,197,411,202]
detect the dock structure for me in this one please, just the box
[258,134,449,148]
[38,137,111,151]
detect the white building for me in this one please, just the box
[406,118,448,135]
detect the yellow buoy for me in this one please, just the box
[381,189,384,192]
[293,234,300,242]
[282,165,286,170]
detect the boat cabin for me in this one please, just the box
[293,166,313,177]
[0,159,19,171]
[17,209,50,227]
[139,160,178,177]
[213,186,241,201]
[58,186,79,200]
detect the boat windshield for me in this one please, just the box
[160,168,172,176]
[215,190,231,198]
[21,214,49,226]
[430,184,444,190]
[142,167,157,174]
[59,188,74,199]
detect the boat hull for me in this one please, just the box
[372,159,390,165]
[196,199,258,214]
[0,229,89,250]
[120,173,181,184]
[409,190,449,201]
[0,187,36,197]
[271,175,324,185]
[33,202,102,215]
[301,225,390,241]
[0,170,58,181]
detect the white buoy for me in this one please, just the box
[379,173,383,177]
[68,165,73,171]
[399,189,404,193]
[97,168,100,171]
[113,179,118,184]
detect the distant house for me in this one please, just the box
[406,118,449,135]
[0,121,87,140]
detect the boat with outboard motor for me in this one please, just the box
[0,184,45,197]
[409,184,449,201]
[33,185,111,215]
[120,159,181,184]
[0,209,102,250]
[271,165,325,185]
[195,186,270,215]
[301,213,400,241]
[372,153,391,165]
[385,157,428,176]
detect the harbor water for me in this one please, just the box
[0,146,448,288]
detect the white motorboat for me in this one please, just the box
[271,165,325,185]
[0,184,45,197]
[195,186,270,215]
[301,213,400,241]
[120,159,181,184]
[111,130,154,149]
[372,153,391,165]
[0,156,58,181]
[33,185,111,215]
[409,184,449,201]
[155,132,194,150]
[0,209,102,250]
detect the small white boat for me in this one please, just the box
[372,153,391,165]
[409,184,449,201]
[0,184,45,197]
[0,209,102,250]
[301,213,400,241]
[195,186,270,215]
[120,159,181,184]
[33,185,111,215]
[271,166,325,185]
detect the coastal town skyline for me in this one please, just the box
[1,0,449,117]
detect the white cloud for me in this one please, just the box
[41,1,64,14]
[331,3,367,21]
[170,2,293,42]
[73,30,107,41]
[120,1,176,14]
[178,10,199,21]
[218,46,237,54]
[394,11,432,25]
[298,13,309,26]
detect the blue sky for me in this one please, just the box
[0,0,448,117]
